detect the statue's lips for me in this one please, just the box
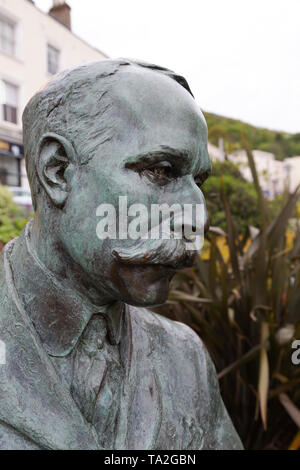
[112,239,199,270]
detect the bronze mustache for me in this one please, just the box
[112,238,198,269]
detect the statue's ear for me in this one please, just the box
[37,133,76,207]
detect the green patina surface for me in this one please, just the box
[0,59,243,449]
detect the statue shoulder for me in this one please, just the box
[0,251,8,311]
[0,244,19,326]
[128,307,244,450]
[128,305,207,354]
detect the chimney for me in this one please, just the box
[49,1,71,30]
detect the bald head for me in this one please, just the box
[22,59,211,307]
[22,59,196,209]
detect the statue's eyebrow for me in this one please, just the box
[124,146,190,171]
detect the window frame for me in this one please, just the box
[47,43,60,75]
[0,79,19,125]
[0,14,16,57]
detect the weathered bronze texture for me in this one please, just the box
[0,59,243,450]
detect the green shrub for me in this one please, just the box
[0,186,29,244]
[202,161,261,232]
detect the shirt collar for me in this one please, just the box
[9,222,124,357]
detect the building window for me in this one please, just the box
[0,16,15,56]
[0,81,18,124]
[0,154,20,186]
[47,44,60,75]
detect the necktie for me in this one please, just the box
[52,314,125,449]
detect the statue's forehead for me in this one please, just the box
[110,68,203,122]
[107,68,207,146]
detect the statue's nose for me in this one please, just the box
[178,176,210,235]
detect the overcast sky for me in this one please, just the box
[35,0,299,133]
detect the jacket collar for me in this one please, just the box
[0,236,162,450]
[9,222,123,357]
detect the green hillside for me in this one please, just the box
[204,112,300,161]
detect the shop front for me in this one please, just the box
[0,138,24,187]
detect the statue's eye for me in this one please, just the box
[143,162,175,183]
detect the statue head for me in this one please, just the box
[23,59,211,307]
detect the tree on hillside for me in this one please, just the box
[204,112,299,160]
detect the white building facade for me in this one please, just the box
[208,142,300,198]
[0,0,106,189]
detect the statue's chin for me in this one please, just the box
[116,266,174,308]
[124,287,169,308]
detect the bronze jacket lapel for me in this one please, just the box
[0,245,100,450]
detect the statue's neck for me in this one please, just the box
[30,215,115,306]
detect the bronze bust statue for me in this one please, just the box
[0,59,242,450]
